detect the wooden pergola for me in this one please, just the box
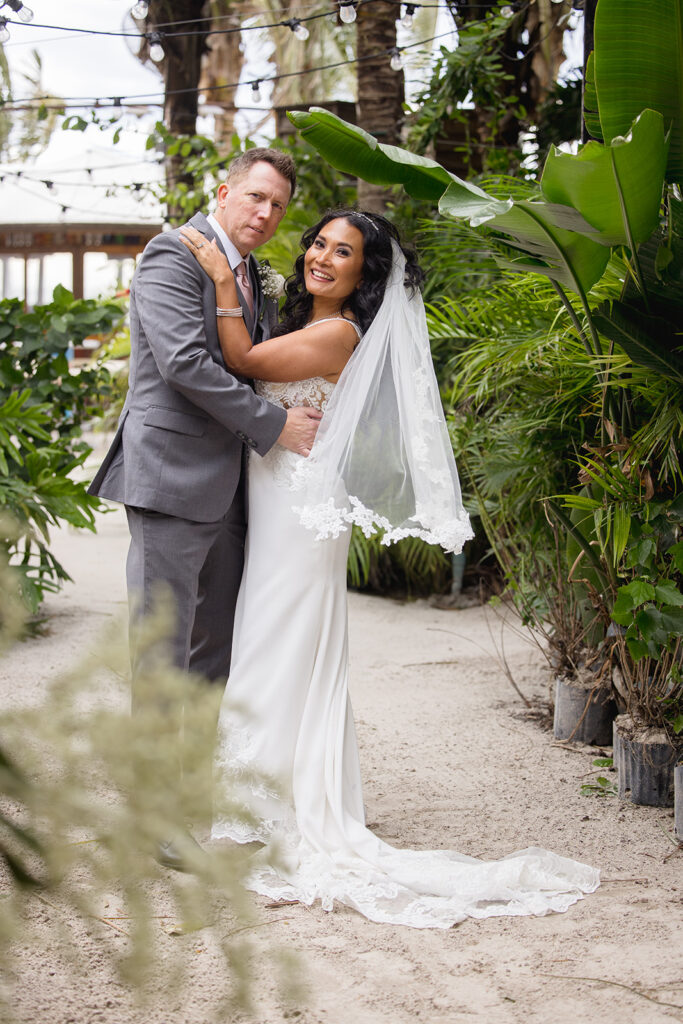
[0,222,162,301]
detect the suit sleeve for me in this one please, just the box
[134,232,286,454]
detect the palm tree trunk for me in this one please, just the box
[199,0,243,151]
[146,0,209,220]
[356,0,404,212]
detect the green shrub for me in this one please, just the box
[0,286,125,612]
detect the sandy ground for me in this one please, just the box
[2,497,682,1024]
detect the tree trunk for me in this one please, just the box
[144,0,209,221]
[356,0,404,212]
[198,0,243,152]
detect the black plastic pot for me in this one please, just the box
[627,729,676,807]
[614,715,632,798]
[553,677,616,745]
[675,765,683,839]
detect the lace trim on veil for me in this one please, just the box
[292,491,474,551]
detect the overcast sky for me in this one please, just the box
[5,0,161,103]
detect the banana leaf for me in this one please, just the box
[541,110,668,248]
[290,108,610,296]
[288,107,454,203]
[592,300,683,385]
[582,52,603,142]
[438,189,609,297]
[593,0,683,182]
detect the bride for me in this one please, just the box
[179,210,599,929]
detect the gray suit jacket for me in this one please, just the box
[88,212,286,522]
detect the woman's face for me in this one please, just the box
[303,218,364,303]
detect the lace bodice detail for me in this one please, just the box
[255,376,335,412]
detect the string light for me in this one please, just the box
[389,46,403,71]
[400,4,416,28]
[251,80,262,102]
[130,0,149,17]
[4,0,33,23]
[287,18,309,40]
[338,1,357,23]
[0,16,9,42]
[148,31,165,62]
[5,29,456,111]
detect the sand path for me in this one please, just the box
[2,502,681,1024]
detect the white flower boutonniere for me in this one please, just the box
[257,260,285,301]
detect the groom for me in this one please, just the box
[89,149,320,866]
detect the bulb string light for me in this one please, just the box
[2,29,456,111]
[338,1,357,24]
[0,1,484,41]
[3,173,163,221]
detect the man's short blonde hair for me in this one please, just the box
[226,148,296,199]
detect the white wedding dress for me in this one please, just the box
[211,367,600,929]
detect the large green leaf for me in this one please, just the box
[290,107,609,296]
[582,52,603,142]
[593,299,683,384]
[541,110,668,247]
[288,107,455,202]
[593,0,683,182]
[439,188,609,296]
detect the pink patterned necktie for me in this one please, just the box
[235,260,254,318]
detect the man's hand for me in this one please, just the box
[278,406,322,456]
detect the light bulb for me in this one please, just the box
[148,33,164,62]
[7,0,33,21]
[400,4,416,29]
[339,2,356,24]
[251,81,262,103]
[390,48,403,72]
[290,19,309,41]
[131,0,149,18]
[0,18,9,42]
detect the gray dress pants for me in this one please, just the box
[125,479,246,706]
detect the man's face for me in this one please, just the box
[214,161,291,257]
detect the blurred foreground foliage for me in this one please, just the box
[0,535,296,1019]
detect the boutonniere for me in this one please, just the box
[257,260,286,301]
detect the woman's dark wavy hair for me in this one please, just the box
[272,208,424,337]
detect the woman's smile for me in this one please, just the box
[304,218,364,300]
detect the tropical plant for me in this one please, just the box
[347,526,451,597]
[0,288,124,612]
[409,0,577,177]
[288,0,683,729]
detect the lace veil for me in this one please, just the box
[290,241,474,553]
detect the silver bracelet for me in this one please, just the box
[216,306,243,317]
